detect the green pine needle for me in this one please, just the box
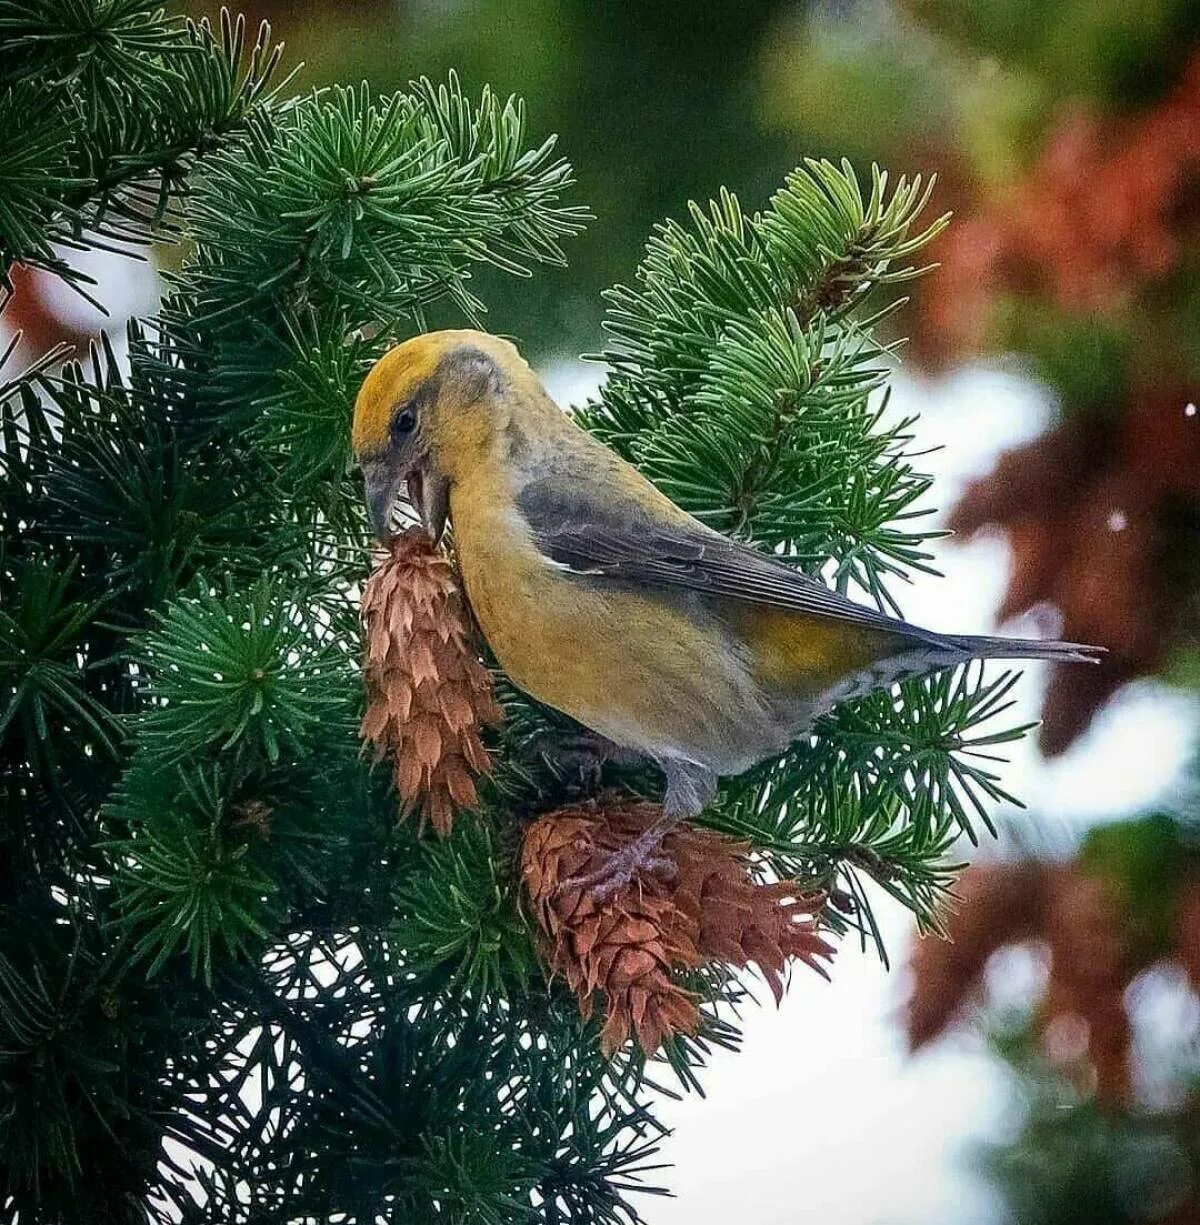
[136,575,354,767]
[390,820,539,999]
[109,760,279,983]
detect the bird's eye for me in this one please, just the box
[392,407,417,439]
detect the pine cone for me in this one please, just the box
[522,797,833,1056]
[359,528,502,836]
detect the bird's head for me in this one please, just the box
[352,329,524,543]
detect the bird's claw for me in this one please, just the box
[558,833,677,903]
[533,731,645,791]
[533,731,609,788]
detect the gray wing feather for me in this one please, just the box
[516,478,942,645]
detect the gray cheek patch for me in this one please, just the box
[438,346,503,406]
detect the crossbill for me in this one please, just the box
[352,330,1101,889]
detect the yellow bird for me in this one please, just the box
[352,329,1101,890]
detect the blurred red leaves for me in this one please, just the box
[921,57,1200,359]
[908,847,1200,1107]
[918,57,1200,750]
[950,386,1200,753]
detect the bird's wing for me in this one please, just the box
[515,477,938,643]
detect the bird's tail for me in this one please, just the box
[939,633,1106,666]
[809,631,1105,717]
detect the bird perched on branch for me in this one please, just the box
[352,330,1102,894]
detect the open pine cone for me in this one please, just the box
[360,527,502,836]
[522,797,833,1055]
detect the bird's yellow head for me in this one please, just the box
[352,329,527,543]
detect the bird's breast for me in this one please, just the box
[448,478,773,766]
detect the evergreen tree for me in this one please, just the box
[2,3,1038,1220]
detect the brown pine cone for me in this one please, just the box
[359,528,503,836]
[522,798,832,1056]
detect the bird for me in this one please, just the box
[351,329,1103,894]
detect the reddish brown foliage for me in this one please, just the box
[907,859,1200,1105]
[916,59,1200,750]
[950,386,1200,753]
[906,861,1047,1050]
[4,263,93,360]
[920,57,1200,362]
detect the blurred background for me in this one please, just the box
[10,0,1200,1219]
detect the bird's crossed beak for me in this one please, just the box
[407,464,450,546]
[364,457,449,546]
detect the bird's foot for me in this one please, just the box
[535,731,643,789]
[559,822,678,903]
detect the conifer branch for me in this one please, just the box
[0,6,1035,1219]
